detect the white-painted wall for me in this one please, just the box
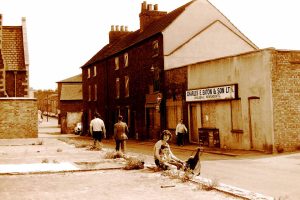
[162,0,258,70]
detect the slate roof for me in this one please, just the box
[57,74,82,83]
[2,26,25,70]
[82,0,195,68]
[60,84,82,101]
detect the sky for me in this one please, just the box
[0,0,300,90]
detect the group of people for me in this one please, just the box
[89,113,129,152]
[89,113,200,174]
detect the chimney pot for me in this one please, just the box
[125,26,128,32]
[121,25,124,31]
[141,1,147,11]
[116,25,119,31]
[148,4,153,11]
[111,25,114,31]
[154,4,158,11]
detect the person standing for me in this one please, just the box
[175,119,188,146]
[114,115,129,153]
[90,112,106,149]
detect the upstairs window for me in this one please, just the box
[94,84,97,101]
[87,68,91,78]
[125,76,129,97]
[124,53,128,67]
[88,85,91,101]
[115,78,120,99]
[93,66,97,77]
[115,57,119,70]
[152,40,159,57]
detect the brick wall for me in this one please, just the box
[0,98,38,138]
[272,50,300,152]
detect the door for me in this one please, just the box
[190,104,199,143]
[249,97,263,150]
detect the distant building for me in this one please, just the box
[57,74,82,134]
[0,14,29,97]
[81,0,257,139]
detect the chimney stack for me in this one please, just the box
[109,25,131,43]
[139,1,167,31]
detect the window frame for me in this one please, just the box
[125,75,129,97]
[115,57,119,70]
[124,53,128,67]
[115,78,120,99]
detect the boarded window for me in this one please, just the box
[231,100,243,130]
[166,102,182,129]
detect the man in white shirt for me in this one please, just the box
[90,113,106,149]
[175,119,188,146]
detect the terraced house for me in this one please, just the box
[0,14,29,97]
[81,0,257,140]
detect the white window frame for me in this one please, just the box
[93,66,97,77]
[115,57,119,70]
[124,53,128,67]
[125,75,129,97]
[87,68,91,78]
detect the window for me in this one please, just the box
[115,57,119,70]
[94,84,97,101]
[124,53,128,67]
[231,100,243,131]
[152,40,159,57]
[88,85,91,101]
[93,66,97,77]
[166,101,182,129]
[125,76,129,97]
[87,68,91,78]
[115,78,120,99]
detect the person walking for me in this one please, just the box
[175,119,188,146]
[153,130,185,170]
[90,112,106,149]
[113,115,129,153]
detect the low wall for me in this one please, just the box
[0,98,38,138]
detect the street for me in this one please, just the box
[0,117,299,199]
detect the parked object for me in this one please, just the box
[74,122,82,135]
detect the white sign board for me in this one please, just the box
[186,85,237,102]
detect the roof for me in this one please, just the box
[2,26,26,70]
[57,74,82,83]
[60,84,82,101]
[82,0,195,68]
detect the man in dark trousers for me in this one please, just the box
[114,115,129,153]
[90,112,106,149]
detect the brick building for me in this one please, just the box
[186,48,300,152]
[57,74,82,134]
[0,14,29,97]
[81,0,257,140]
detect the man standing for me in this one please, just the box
[90,112,106,149]
[114,115,129,153]
[175,119,188,146]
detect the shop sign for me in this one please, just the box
[186,85,237,102]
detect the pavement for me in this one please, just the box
[1,117,299,200]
